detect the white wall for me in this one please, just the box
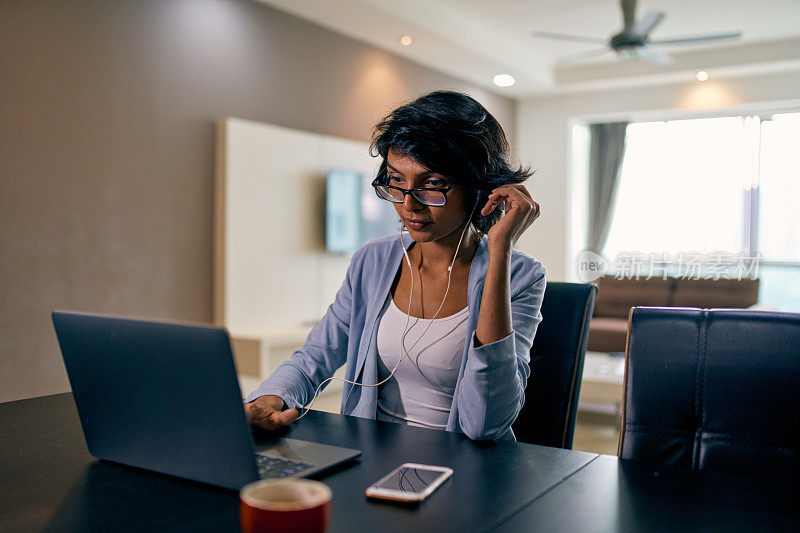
[514,70,800,281]
[218,118,382,336]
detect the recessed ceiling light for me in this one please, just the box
[493,74,516,87]
[696,70,709,82]
[399,35,413,46]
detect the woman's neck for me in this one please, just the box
[412,224,480,273]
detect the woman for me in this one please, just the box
[244,91,545,441]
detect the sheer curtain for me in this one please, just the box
[587,122,628,253]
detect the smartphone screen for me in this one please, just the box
[373,465,447,493]
[366,463,453,502]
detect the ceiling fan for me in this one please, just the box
[533,0,742,65]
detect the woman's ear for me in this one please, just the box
[471,190,504,233]
[375,161,388,185]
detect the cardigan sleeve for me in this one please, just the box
[454,261,546,440]
[243,248,363,410]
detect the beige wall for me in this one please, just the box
[515,71,800,282]
[0,0,515,402]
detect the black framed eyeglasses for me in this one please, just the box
[371,178,456,207]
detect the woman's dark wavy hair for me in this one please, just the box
[370,90,533,233]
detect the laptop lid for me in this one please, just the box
[52,311,266,490]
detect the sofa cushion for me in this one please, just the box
[587,317,629,353]
[671,278,760,308]
[593,276,674,319]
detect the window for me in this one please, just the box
[758,113,800,262]
[598,112,800,312]
[603,117,751,259]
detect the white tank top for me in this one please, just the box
[376,296,468,430]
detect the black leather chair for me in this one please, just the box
[513,282,597,449]
[619,307,800,480]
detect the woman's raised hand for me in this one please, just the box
[480,184,540,252]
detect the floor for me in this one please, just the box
[572,407,621,456]
[240,374,622,456]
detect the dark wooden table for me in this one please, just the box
[1,394,797,532]
[1,393,594,532]
[494,454,799,532]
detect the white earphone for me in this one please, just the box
[294,201,478,420]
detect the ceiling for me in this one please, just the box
[257,0,800,97]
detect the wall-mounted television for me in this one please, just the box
[325,169,397,253]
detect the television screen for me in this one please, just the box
[325,170,397,253]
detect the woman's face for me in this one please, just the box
[385,148,472,245]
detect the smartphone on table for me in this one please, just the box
[365,463,453,503]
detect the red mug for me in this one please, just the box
[240,478,332,533]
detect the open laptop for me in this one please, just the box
[52,310,360,490]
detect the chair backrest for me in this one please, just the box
[619,307,800,480]
[513,282,597,449]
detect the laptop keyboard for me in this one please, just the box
[255,454,314,479]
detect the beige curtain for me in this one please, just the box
[588,122,629,253]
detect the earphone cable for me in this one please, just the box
[294,205,475,420]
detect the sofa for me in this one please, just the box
[587,276,760,353]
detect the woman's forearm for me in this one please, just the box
[475,246,513,346]
[475,182,540,346]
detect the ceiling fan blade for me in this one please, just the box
[532,30,607,45]
[649,31,742,45]
[635,47,674,65]
[620,0,637,33]
[557,47,612,66]
[631,10,665,39]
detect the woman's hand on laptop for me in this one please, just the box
[245,395,300,431]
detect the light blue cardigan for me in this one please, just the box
[245,234,546,441]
